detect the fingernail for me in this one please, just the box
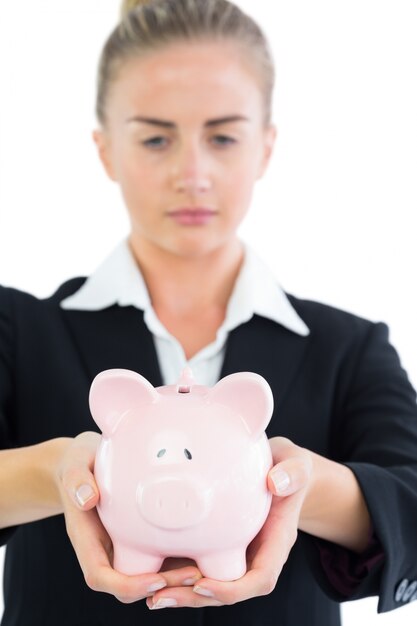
[75,484,95,506]
[151,598,177,609]
[270,469,291,494]
[193,585,215,597]
[147,581,167,592]
[182,576,199,585]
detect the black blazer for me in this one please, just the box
[1,277,417,626]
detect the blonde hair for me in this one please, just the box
[96,0,275,128]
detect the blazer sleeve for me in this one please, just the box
[303,320,417,613]
[0,285,19,545]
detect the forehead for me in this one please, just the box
[108,41,263,122]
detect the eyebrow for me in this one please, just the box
[125,115,249,128]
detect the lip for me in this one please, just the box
[167,207,217,226]
[168,207,217,216]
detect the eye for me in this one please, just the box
[211,135,237,147]
[142,136,169,149]
[157,449,166,457]
[184,449,192,460]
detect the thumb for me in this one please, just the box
[74,482,99,510]
[58,432,101,511]
[267,457,311,497]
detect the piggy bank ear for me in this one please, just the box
[89,368,158,437]
[207,372,274,440]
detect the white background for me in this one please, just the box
[0,1,416,623]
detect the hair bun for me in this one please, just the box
[120,0,154,20]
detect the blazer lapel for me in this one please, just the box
[61,301,310,436]
[220,314,311,434]
[61,305,164,389]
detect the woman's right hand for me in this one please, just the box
[54,431,203,604]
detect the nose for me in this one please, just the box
[174,176,211,194]
[172,141,212,194]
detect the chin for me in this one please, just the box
[165,234,230,259]
[138,226,237,260]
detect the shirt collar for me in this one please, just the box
[59,237,310,337]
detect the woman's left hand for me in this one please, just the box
[146,436,313,610]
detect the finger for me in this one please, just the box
[147,534,292,607]
[182,513,299,606]
[62,471,202,602]
[145,586,224,610]
[117,497,300,608]
[158,557,203,587]
[269,436,301,460]
[268,457,311,496]
[58,432,101,510]
[56,434,171,602]
[269,437,313,468]
[250,502,300,572]
[63,503,168,602]
[172,489,304,607]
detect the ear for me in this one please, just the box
[256,123,277,179]
[89,368,159,437]
[92,128,117,181]
[206,372,274,440]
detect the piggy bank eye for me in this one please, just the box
[157,449,166,457]
[184,448,192,460]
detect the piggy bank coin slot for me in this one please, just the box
[176,366,195,393]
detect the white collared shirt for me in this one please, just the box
[60,238,310,387]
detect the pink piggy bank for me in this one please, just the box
[89,366,274,581]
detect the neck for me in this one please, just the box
[128,234,245,316]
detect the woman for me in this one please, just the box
[1,0,417,624]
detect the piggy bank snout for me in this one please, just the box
[139,478,209,530]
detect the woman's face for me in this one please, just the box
[93,40,276,258]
